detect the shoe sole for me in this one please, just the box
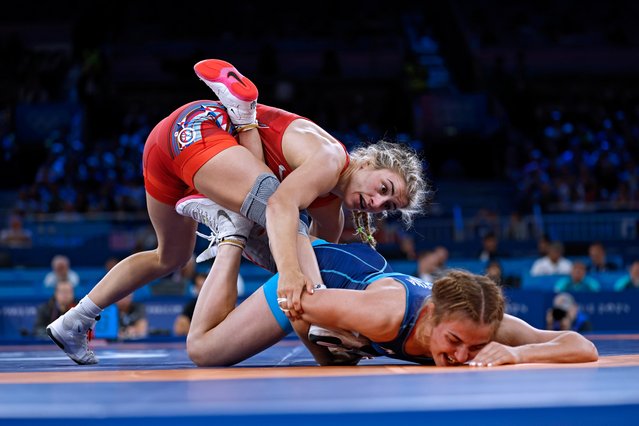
[46,326,86,365]
[309,333,342,347]
[175,194,214,213]
[194,59,258,102]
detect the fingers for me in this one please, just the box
[277,296,295,320]
[277,297,289,312]
[291,289,303,318]
[306,281,316,294]
[468,343,517,367]
[277,293,303,319]
[468,359,496,367]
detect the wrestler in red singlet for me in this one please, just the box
[143,101,349,207]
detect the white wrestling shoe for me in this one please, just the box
[46,310,98,365]
[175,195,253,263]
[193,59,258,126]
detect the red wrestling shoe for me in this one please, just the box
[194,59,258,126]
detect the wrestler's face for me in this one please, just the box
[429,315,494,367]
[344,167,408,214]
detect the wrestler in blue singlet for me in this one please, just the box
[262,239,435,364]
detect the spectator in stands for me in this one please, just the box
[416,250,439,282]
[432,245,450,276]
[530,240,573,276]
[478,231,507,262]
[33,279,78,338]
[546,292,592,333]
[373,216,417,260]
[503,210,530,241]
[153,254,197,296]
[614,260,639,291]
[43,255,80,288]
[0,213,33,248]
[554,261,601,293]
[586,241,619,273]
[536,233,552,257]
[485,260,520,289]
[173,270,245,336]
[115,293,148,340]
[173,272,206,336]
[416,245,450,283]
[104,256,120,272]
[471,208,500,240]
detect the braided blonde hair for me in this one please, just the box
[430,269,505,333]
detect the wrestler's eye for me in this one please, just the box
[470,344,487,352]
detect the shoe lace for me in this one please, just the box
[190,207,214,230]
[191,204,221,254]
[196,229,218,255]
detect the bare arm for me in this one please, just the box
[297,280,405,342]
[266,134,345,317]
[288,281,404,366]
[470,314,598,366]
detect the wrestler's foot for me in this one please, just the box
[175,195,253,263]
[308,324,375,357]
[193,59,258,126]
[46,310,98,365]
[325,347,364,366]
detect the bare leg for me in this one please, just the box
[87,194,197,307]
[46,194,198,364]
[192,145,271,211]
[187,244,286,366]
[86,146,270,308]
[237,129,264,162]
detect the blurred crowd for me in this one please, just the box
[0,1,637,231]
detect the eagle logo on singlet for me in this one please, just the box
[176,128,195,149]
[406,276,432,289]
[170,102,232,158]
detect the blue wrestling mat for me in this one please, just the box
[0,334,638,426]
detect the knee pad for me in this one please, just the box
[240,173,309,236]
[240,173,279,228]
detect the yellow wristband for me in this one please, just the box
[218,237,246,250]
[235,123,259,133]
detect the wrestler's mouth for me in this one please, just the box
[444,353,461,366]
[359,195,365,210]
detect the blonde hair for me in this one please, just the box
[347,140,431,246]
[430,269,505,333]
[349,140,431,228]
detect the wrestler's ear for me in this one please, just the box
[425,300,436,319]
